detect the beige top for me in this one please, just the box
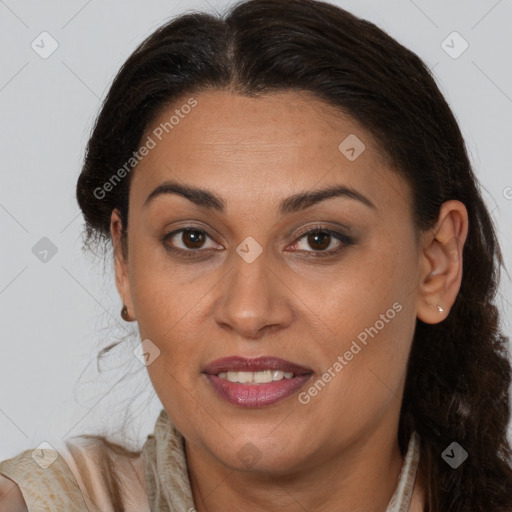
[0,408,421,511]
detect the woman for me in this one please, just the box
[1,0,511,510]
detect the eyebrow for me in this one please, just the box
[143,180,376,215]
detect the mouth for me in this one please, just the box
[202,356,313,407]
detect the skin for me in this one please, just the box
[111,90,468,512]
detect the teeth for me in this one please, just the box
[254,370,273,383]
[217,370,294,384]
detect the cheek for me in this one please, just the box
[298,302,413,446]
[126,263,205,401]
[127,229,205,338]
[309,236,414,348]
[299,233,417,416]
[131,270,205,358]
[129,258,207,420]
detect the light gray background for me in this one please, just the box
[1,0,511,459]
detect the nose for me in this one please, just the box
[213,247,294,340]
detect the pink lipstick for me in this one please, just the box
[202,356,313,408]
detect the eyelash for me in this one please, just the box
[161,225,354,259]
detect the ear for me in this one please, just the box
[416,200,468,324]
[111,209,135,321]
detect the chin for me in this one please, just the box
[209,428,315,474]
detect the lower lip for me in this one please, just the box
[204,374,312,408]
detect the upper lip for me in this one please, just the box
[202,356,313,376]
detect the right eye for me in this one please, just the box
[162,227,222,256]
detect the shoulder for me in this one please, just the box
[0,445,86,511]
[0,437,149,512]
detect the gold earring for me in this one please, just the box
[121,305,132,321]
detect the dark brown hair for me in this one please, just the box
[75,0,512,510]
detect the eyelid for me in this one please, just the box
[292,222,352,240]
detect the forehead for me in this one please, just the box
[130,89,409,215]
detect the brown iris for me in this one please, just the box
[307,231,331,251]
[181,229,206,249]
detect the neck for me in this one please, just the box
[185,423,406,512]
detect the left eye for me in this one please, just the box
[290,227,352,255]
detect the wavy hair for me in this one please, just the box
[75,0,512,510]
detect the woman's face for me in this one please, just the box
[112,90,429,473]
